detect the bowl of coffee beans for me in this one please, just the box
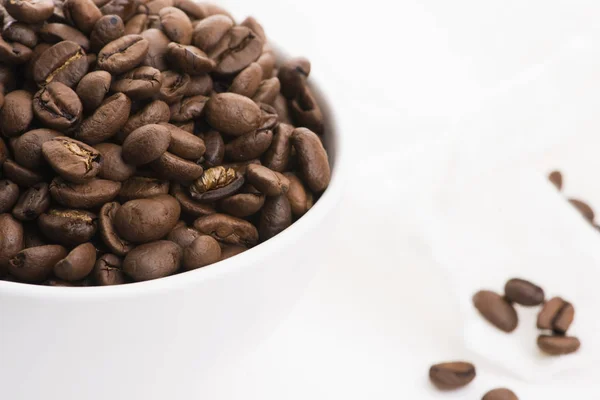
[0,1,346,397]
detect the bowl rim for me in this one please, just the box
[0,72,348,299]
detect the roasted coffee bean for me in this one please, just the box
[290,85,324,134]
[122,124,171,166]
[38,208,97,246]
[429,361,476,390]
[273,93,292,124]
[12,183,50,221]
[473,290,518,333]
[482,388,518,400]
[0,90,34,137]
[4,0,54,24]
[93,253,126,285]
[121,99,170,137]
[209,26,263,75]
[114,194,180,243]
[119,176,169,201]
[170,182,215,217]
[252,77,280,105]
[246,164,289,197]
[98,202,134,255]
[76,92,131,144]
[158,69,190,104]
[220,190,264,218]
[201,130,225,167]
[229,62,262,97]
[150,151,203,181]
[0,213,24,274]
[99,0,137,22]
[39,23,90,50]
[504,278,545,306]
[568,198,594,222]
[13,129,61,170]
[143,0,172,14]
[292,127,330,192]
[537,297,575,333]
[285,172,312,217]
[193,213,258,247]
[240,16,265,42]
[167,42,214,75]
[63,0,102,34]
[3,22,38,48]
[22,221,46,248]
[158,6,192,45]
[161,123,205,160]
[176,0,233,21]
[548,170,562,190]
[0,180,20,213]
[75,70,111,112]
[111,65,162,99]
[278,57,310,99]
[537,335,580,355]
[42,137,103,183]
[219,243,246,260]
[8,244,67,282]
[140,28,169,70]
[553,303,575,334]
[182,235,220,270]
[263,123,293,172]
[123,240,181,281]
[256,50,275,80]
[3,159,45,187]
[167,225,200,248]
[222,159,262,175]
[90,14,124,51]
[189,166,244,203]
[185,73,212,96]
[205,92,261,136]
[225,129,273,162]
[33,82,83,131]
[97,34,149,74]
[0,64,17,91]
[259,194,291,241]
[191,14,233,52]
[123,14,148,34]
[94,143,136,182]
[257,103,278,131]
[169,94,208,122]
[0,35,33,64]
[50,177,121,208]
[33,41,88,87]
[54,242,96,281]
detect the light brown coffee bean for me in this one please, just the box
[159,6,192,45]
[111,65,162,99]
[209,26,263,75]
[429,361,476,390]
[553,302,575,334]
[0,213,24,275]
[252,77,280,105]
[33,82,83,131]
[158,69,190,104]
[123,240,181,281]
[548,170,562,190]
[291,127,331,192]
[76,92,131,144]
[39,23,90,51]
[225,129,273,162]
[121,99,170,137]
[12,129,61,170]
[90,14,125,51]
[482,388,518,400]
[54,242,96,281]
[504,278,545,306]
[284,172,313,217]
[176,0,233,20]
[278,57,311,99]
[63,0,102,33]
[75,70,111,112]
[97,34,149,74]
[193,213,258,247]
[246,164,289,196]
[257,102,278,131]
[568,198,594,222]
[185,73,212,96]
[256,51,276,80]
[122,124,171,166]
[33,40,88,87]
[99,0,137,22]
[114,194,180,243]
[537,297,575,334]
[50,177,121,209]
[240,16,266,42]
[229,62,262,98]
[273,93,292,124]
[161,123,205,160]
[42,137,103,183]
[123,13,149,34]
[537,335,580,355]
[473,290,518,333]
[0,90,33,137]
[182,235,220,270]
[98,202,134,256]
[93,253,126,285]
[191,14,233,53]
[167,42,214,75]
[119,176,169,201]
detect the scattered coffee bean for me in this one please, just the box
[482,388,518,400]
[93,253,126,285]
[473,290,518,333]
[537,334,580,355]
[54,242,96,281]
[504,278,545,306]
[537,297,575,333]
[568,198,594,222]
[123,240,182,281]
[429,361,476,390]
[548,170,562,190]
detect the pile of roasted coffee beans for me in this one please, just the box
[0,0,331,286]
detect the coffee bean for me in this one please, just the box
[0,90,33,137]
[252,77,280,105]
[139,28,170,70]
[39,23,90,50]
[246,164,290,197]
[42,137,103,183]
[13,129,62,170]
[429,361,476,390]
[0,35,32,64]
[473,290,518,333]
[185,73,212,96]
[114,194,180,243]
[167,42,214,75]
[189,166,244,203]
[3,159,45,187]
[111,65,162,99]
[229,62,262,97]
[169,94,209,122]
[553,302,575,334]
[209,26,263,75]
[122,124,171,166]
[222,159,262,175]
[33,82,83,131]
[568,198,594,222]
[123,13,148,34]
[201,130,225,167]
[167,225,200,248]
[182,235,220,270]
[50,177,121,208]
[170,182,215,217]
[160,123,205,160]
[0,213,24,275]
[119,176,169,201]
[158,6,192,45]
[4,0,54,24]
[37,208,96,246]
[0,138,7,166]
[193,213,258,247]
[150,151,203,181]
[205,93,261,135]
[482,388,518,400]
[285,172,313,217]
[76,92,131,144]
[259,194,291,241]
[256,51,276,80]
[143,0,172,15]
[504,278,545,306]
[75,70,111,112]
[3,22,38,48]
[273,93,292,124]
[99,0,137,23]
[33,41,88,87]
[93,253,126,285]
[63,0,102,34]
[98,202,134,255]
[537,297,575,333]
[12,182,50,221]
[290,85,324,134]
[240,16,266,42]
[176,1,233,21]
[0,180,20,213]
[191,14,233,52]
[0,64,17,91]
[54,242,96,281]
[97,34,149,74]
[121,99,170,137]
[90,14,124,51]
[219,244,246,260]
[123,240,181,281]
[92,143,134,182]
[278,57,310,99]
[158,69,191,104]
[537,335,580,355]
[225,129,273,162]
[291,127,330,192]
[9,245,68,282]
[257,103,278,131]
[219,190,264,218]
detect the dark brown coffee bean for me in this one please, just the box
[504,278,545,306]
[12,182,50,221]
[158,69,190,104]
[3,22,38,48]
[240,16,266,42]
[189,166,244,203]
[98,201,134,255]
[278,57,310,99]
[225,129,273,162]
[75,70,111,112]
[553,302,575,334]
[158,6,192,45]
[33,82,83,131]
[167,42,214,75]
[209,26,263,75]
[161,123,205,160]
[176,0,232,21]
[482,388,518,400]
[76,92,131,144]
[257,103,278,131]
[33,41,88,87]
[549,170,562,190]
[122,124,171,166]
[220,191,264,218]
[39,23,90,50]
[256,51,275,80]
[119,176,169,201]
[150,151,203,182]
[568,198,594,222]
[219,244,246,260]
[93,253,126,285]
[50,177,121,208]
[54,242,96,281]
[38,208,97,246]
[191,14,233,53]
[94,143,135,182]
[123,240,181,281]
[90,14,124,51]
[8,244,67,282]
[259,194,291,241]
[185,73,212,96]
[206,93,261,136]
[63,0,102,33]
[429,361,476,390]
[13,128,61,170]
[290,85,324,134]
[252,78,280,105]
[0,90,33,137]
[167,225,200,248]
[193,213,258,247]
[0,138,7,166]
[246,164,289,196]
[284,172,313,217]
[114,194,180,243]
[263,123,293,172]
[121,99,170,137]
[473,290,518,333]
[0,64,17,91]
[201,130,224,167]
[4,0,54,24]
[170,182,215,217]
[0,35,32,64]
[169,94,208,122]
[273,93,292,124]
[182,235,220,270]
[99,0,137,22]
[111,65,162,99]
[97,34,149,74]
[229,62,262,98]
[537,335,580,355]
[139,28,169,70]
[2,159,44,187]
[292,127,330,192]
[42,137,103,183]
[0,213,24,275]
[0,180,19,213]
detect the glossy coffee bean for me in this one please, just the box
[278,57,310,99]
[139,28,170,70]
[50,177,121,208]
[285,172,313,217]
[246,164,289,196]
[206,92,261,136]
[13,129,61,170]
[504,278,545,306]
[75,70,111,112]
[98,202,134,256]
[537,297,574,334]
[97,34,149,74]
[12,183,51,221]
[3,22,38,48]
[54,242,96,281]
[192,14,233,52]
[42,137,103,183]
[225,129,273,162]
[158,70,191,104]
[150,151,204,181]
[182,235,220,270]
[119,176,169,201]
[167,225,200,248]
[568,198,594,222]
[123,240,182,281]
[229,62,262,97]
[39,23,91,51]
[8,245,68,282]
[63,0,102,33]
[473,290,518,333]
[290,85,324,134]
[161,123,205,160]
[111,65,162,99]
[0,213,24,274]
[193,213,258,247]
[291,127,330,192]
[122,124,171,166]
[5,0,54,24]
[548,170,562,190]
[33,41,88,87]
[33,82,83,131]
[429,361,476,390]
[159,7,192,45]
[209,26,263,75]
[2,159,45,187]
[537,335,580,355]
[482,388,518,400]
[38,208,97,246]
[189,166,244,203]
[259,194,291,241]
[0,180,20,213]
[93,253,127,285]
[90,14,125,51]
[0,90,34,137]
[114,194,180,243]
[170,182,215,217]
[121,99,170,137]
[201,130,224,167]
[76,92,131,144]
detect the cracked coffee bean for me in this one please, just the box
[93,253,126,285]
[42,137,103,183]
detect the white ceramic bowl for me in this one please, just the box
[0,73,347,398]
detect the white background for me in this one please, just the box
[201,0,600,397]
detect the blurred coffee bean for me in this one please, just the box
[537,297,575,334]
[429,361,476,390]
[0,213,24,275]
[482,388,518,400]
[473,290,518,333]
[568,198,594,222]
[278,57,310,99]
[504,278,545,306]
[537,335,580,355]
